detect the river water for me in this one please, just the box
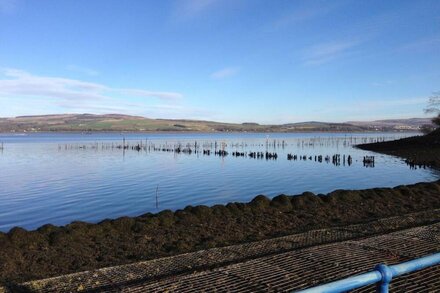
[0,132,437,231]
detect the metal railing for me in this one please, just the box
[297,252,440,293]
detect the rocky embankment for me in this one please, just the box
[1,180,440,284]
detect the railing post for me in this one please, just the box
[375,264,393,293]
[296,252,440,293]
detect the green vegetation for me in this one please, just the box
[0,114,431,133]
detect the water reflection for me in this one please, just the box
[0,132,438,231]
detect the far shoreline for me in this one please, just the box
[0,129,422,135]
[0,113,429,133]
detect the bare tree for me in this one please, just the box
[420,124,436,134]
[424,92,440,127]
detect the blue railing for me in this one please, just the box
[297,252,440,293]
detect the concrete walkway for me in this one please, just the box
[4,212,440,292]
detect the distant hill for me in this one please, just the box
[347,118,433,130]
[0,114,433,133]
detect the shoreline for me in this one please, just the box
[1,132,440,285]
[1,178,438,234]
[1,179,440,283]
[0,130,421,135]
[358,129,440,167]
[0,114,429,133]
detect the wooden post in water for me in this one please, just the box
[155,185,159,208]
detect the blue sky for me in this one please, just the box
[0,0,439,123]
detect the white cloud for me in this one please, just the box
[0,69,107,102]
[210,66,240,79]
[0,68,182,102]
[0,68,185,116]
[0,68,219,120]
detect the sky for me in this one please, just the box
[0,0,439,123]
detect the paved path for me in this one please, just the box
[4,212,440,292]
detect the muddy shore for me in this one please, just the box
[1,179,440,284]
[358,129,440,167]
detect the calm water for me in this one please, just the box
[0,132,438,232]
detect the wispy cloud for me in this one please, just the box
[356,97,427,109]
[307,97,428,122]
[0,0,18,14]
[0,69,107,101]
[398,35,440,53]
[302,38,364,66]
[0,68,184,116]
[140,104,218,120]
[371,80,394,87]
[270,1,342,30]
[319,97,427,116]
[0,69,218,119]
[173,0,220,19]
[210,66,240,79]
[118,89,182,100]
[52,100,216,120]
[295,5,409,66]
[0,68,182,102]
[67,65,99,76]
